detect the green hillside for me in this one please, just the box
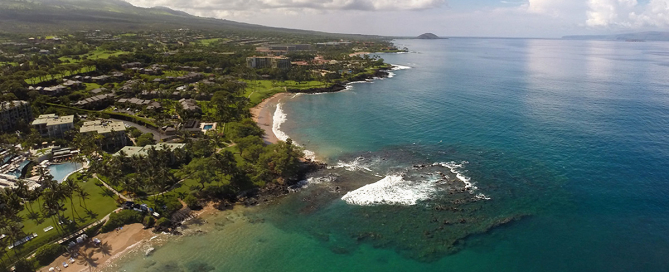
[0,0,380,39]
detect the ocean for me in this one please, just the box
[107,39,669,272]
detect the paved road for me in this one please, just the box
[109,118,167,142]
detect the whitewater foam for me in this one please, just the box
[331,156,376,172]
[391,64,412,70]
[434,161,488,198]
[289,175,338,192]
[272,103,316,161]
[272,103,290,142]
[341,175,438,206]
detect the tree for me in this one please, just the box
[183,157,215,191]
[184,194,201,209]
[236,136,264,162]
[35,244,66,266]
[12,259,34,272]
[136,133,155,147]
[254,138,303,184]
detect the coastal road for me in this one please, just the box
[109,118,167,142]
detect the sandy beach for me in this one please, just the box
[250,93,290,144]
[41,223,153,272]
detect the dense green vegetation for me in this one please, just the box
[0,11,399,269]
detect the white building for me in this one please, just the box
[31,114,75,138]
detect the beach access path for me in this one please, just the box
[93,174,132,202]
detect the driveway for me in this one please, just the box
[110,118,167,142]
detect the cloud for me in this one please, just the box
[586,0,669,28]
[127,0,446,12]
[523,0,583,16]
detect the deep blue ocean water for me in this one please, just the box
[110,39,669,272]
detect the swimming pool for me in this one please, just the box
[47,162,83,182]
[8,160,30,178]
[203,125,214,130]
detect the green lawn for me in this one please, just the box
[197,38,222,46]
[59,49,130,63]
[242,80,330,106]
[24,66,96,84]
[3,173,118,261]
[84,83,102,91]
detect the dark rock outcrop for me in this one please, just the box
[418,33,440,39]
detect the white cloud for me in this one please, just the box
[585,0,669,28]
[127,0,446,11]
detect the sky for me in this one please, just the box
[123,0,669,37]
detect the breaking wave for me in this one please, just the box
[340,160,490,207]
[391,64,412,70]
[272,103,316,160]
[341,175,439,206]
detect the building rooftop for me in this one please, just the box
[115,143,186,157]
[31,114,74,126]
[80,120,126,134]
[0,100,29,111]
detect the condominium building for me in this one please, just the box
[246,56,291,69]
[80,120,127,150]
[0,101,32,132]
[31,114,75,138]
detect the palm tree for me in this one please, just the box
[61,179,82,221]
[76,186,90,209]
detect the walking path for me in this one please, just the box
[93,174,133,202]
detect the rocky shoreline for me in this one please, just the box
[287,68,391,94]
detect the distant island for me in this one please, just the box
[418,33,441,39]
[562,31,669,41]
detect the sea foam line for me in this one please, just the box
[272,103,316,161]
[391,64,412,70]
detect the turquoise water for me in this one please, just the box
[203,125,214,130]
[9,160,30,178]
[48,162,82,182]
[110,39,669,271]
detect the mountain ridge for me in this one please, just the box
[0,0,382,39]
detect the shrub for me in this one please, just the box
[35,244,66,266]
[101,210,144,232]
[12,259,34,272]
[156,217,171,227]
[143,216,155,228]
[184,194,201,209]
[153,195,183,216]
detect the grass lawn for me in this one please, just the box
[198,38,222,46]
[84,83,102,91]
[24,66,96,84]
[242,80,330,106]
[59,48,130,63]
[2,173,119,262]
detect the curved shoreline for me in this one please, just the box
[250,93,290,145]
[250,67,393,147]
[100,66,397,270]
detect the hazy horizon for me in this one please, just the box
[122,0,669,38]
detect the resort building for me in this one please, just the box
[31,114,75,138]
[79,120,128,150]
[74,93,115,110]
[246,56,291,69]
[179,98,201,113]
[255,44,311,54]
[0,100,32,132]
[114,143,186,157]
